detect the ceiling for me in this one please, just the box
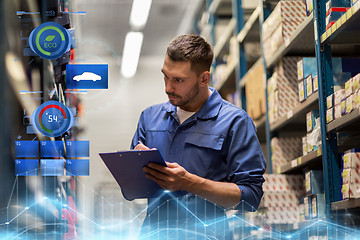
[76,0,197,58]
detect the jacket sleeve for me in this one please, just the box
[226,113,267,211]
[130,111,147,149]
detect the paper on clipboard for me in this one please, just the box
[99,149,167,201]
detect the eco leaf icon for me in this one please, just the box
[45,35,56,41]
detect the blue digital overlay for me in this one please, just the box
[40,159,64,176]
[29,22,71,60]
[66,64,108,89]
[65,141,89,158]
[66,159,89,176]
[40,141,65,158]
[15,159,39,176]
[15,141,39,158]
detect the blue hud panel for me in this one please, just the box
[15,159,39,176]
[66,64,108,89]
[40,141,65,158]
[66,159,89,176]
[66,141,89,158]
[40,159,64,176]
[15,141,39,158]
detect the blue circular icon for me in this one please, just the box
[29,22,71,60]
[32,101,74,137]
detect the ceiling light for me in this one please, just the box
[121,32,144,78]
[129,0,152,29]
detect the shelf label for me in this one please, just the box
[291,159,297,168]
[277,166,281,174]
[314,20,318,41]
[287,110,293,119]
[297,157,302,165]
[326,29,332,39]
[336,20,342,30]
[317,148,321,156]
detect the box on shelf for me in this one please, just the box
[304,196,311,220]
[345,77,354,97]
[342,182,360,199]
[352,0,360,6]
[334,103,342,119]
[262,191,302,208]
[313,75,319,92]
[341,98,347,115]
[327,94,334,109]
[306,110,319,133]
[306,131,320,153]
[263,174,304,192]
[262,1,306,62]
[334,89,345,105]
[326,108,334,123]
[306,75,314,97]
[305,0,313,15]
[326,0,351,10]
[311,194,326,219]
[245,61,266,120]
[302,136,308,156]
[298,80,306,102]
[346,94,354,113]
[342,168,360,184]
[305,170,324,196]
[297,58,317,81]
[325,8,349,30]
[353,73,360,92]
[271,136,302,169]
[342,148,360,169]
[355,90,360,108]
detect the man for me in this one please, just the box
[131,34,266,239]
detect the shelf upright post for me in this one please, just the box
[313,0,341,217]
[232,0,247,110]
[206,0,217,85]
[259,0,272,173]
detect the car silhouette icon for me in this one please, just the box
[73,72,102,82]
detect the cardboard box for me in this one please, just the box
[306,75,314,97]
[245,61,266,120]
[342,168,360,184]
[327,94,334,109]
[342,182,360,199]
[326,108,334,123]
[305,170,324,196]
[353,73,360,92]
[305,0,313,15]
[299,80,306,102]
[311,194,326,219]
[262,191,301,208]
[345,77,354,97]
[334,89,345,105]
[342,148,360,169]
[263,174,304,192]
[355,90,360,109]
[346,94,354,114]
[334,103,342,119]
[306,110,319,133]
[341,98,347,115]
[313,75,319,92]
[302,136,308,156]
[297,58,317,81]
[304,196,311,220]
[271,137,303,169]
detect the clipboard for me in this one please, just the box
[99,149,167,200]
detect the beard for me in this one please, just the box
[166,83,200,108]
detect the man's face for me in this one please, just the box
[161,55,202,111]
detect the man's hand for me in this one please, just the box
[143,162,197,192]
[134,141,150,150]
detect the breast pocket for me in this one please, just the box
[182,133,225,178]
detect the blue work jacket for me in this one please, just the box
[131,88,266,211]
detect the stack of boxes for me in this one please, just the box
[304,170,326,219]
[326,73,360,123]
[271,136,302,171]
[341,148,360,199]
[261,174,304,224]
[325,0,351,30]
[303,110,321,155]
[297,58,318,103]
[262,1,306,62]
[268,57,301,124]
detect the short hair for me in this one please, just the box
[166,34,214,76]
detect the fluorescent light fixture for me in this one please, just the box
[129,0,152,29]
[121,32,144,78]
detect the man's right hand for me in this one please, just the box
[134,141,151,150]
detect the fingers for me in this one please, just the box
[143,166,169,181]
[134,142,150,150]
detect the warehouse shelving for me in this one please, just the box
[327,108,360,132]
[270,92,319,132]
[279,148,322,174]
[332,198,360,210]
[266,13,315,69]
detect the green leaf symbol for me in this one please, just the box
[45,35,56,41]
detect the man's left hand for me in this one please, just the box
[143,162,195,192]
